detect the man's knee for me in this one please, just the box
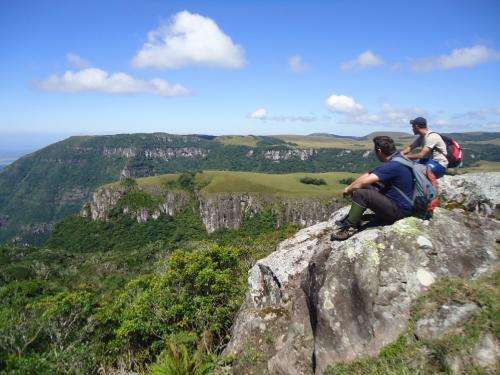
[352,189,371,206]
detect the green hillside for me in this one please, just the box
[1,131,500,244]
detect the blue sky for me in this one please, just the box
[1,0,500,142]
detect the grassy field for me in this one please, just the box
[109,170,359,197]
[274,135,371,149]
[215,134,417,150]
[215,135,260,147]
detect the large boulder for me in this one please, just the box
[439,172,500,217]
[226,173,500,375]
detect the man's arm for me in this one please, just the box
[343,172,380,197]
[401,145,414,155]
[405,146,432,161]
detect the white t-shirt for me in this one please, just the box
[410,131,448,167]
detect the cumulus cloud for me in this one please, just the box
[66,53,91,68]
[341,50,384,71]
[411,44,500,71]
[346,102,427,126]
[325,95,428,127]
[288,55,309,73]
[132,11,245,69]
[325,95,364,114]
[36,68,191,97]
[249,108,267,120]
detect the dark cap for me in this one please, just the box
[410,117,427,128]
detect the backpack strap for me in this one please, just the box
[392,156,414,168]
[427,132,446,155]
[393,185,414,205]
[391,156,415,204]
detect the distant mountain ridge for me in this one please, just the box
[1,131,499,244]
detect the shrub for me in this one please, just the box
[339,177,355,185]
[300,176,326,185]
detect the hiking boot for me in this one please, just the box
[334,215,349,228]
[330,224,359,241]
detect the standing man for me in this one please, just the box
[331,136,413,241]
[401,117,448,178]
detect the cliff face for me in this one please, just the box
[197,193,340,233]
[81,187,342,233]
[225,173,500,374]
[80,188,191,223]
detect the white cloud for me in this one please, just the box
[66,53,91,68]
[37,68,191,97]
[434,119,449,126]
[325,95,364,114]
[132,11,245,69]
[482,123,500,129]
[326,95,427,127]
[248,108,316,122]
[346,103,427,126]
[249,108,267,120]
[270,115,316,122]
[341,50,384,71]
[411,44,500,71]
[288,55,309,73]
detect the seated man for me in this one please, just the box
[401,117,448,178]
[331,136,413,241]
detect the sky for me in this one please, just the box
[1,0,500,146]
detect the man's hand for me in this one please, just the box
[343,172,380,197]
[342,187,352,198]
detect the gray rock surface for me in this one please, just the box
[439,172,500,217]
[414,303,479,340]
[198,193,340,234]
[472,332,500,369]
[225,206,500,374]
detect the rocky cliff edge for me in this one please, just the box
[225,172,500,374]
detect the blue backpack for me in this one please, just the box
[392,157,439,219]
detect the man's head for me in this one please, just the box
[373,136,396,161]
[410,117,427,135]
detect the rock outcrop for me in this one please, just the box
[263,149,317,162]
[81,187,342,233]
[198,193,340,234]
[80,188,191,222]
[414,303,479,340]
[226,173,500,374]
[439,172,500,218]
[102,147,209,160]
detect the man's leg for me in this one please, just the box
[331,189,403,241]
[352,189,404,223]
[419,159,446,179]
[427,160,446,178]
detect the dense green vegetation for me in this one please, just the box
[339,177,356,185]
[326,271,500,375]
[0,184,298,373]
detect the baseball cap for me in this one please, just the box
[410,117,427,128]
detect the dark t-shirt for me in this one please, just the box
[372,152,414,215]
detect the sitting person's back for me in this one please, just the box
[401,117,448,178]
